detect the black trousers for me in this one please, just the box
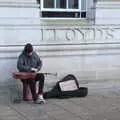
[21,73,45,101]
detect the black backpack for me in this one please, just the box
[44,74,88,99]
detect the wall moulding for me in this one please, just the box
[0,25,120,45]
[39,25,120,44]
[1,43,120,59]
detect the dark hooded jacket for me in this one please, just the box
[17,51,42,72]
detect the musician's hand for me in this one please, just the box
[31,68,38,73]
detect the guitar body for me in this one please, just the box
[12,72,37,80]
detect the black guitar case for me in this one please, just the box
[44,74,88,99]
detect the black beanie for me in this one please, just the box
[24,43,33,53]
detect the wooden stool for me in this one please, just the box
[12,72,37,101]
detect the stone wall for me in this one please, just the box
[0,0,120,101]
[1,24,120,91]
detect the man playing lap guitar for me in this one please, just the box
[17,43,45,104]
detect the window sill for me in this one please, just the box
[40,18,87,21]
[39,18,90,25]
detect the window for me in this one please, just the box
[56,0,66,8]
[44,0,54,8]
[40,0,87,18]
[68,0,78,9]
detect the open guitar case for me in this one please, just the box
[43,74,88,99]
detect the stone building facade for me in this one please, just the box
[0,0,120,92]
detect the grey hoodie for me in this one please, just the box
[17,51,42,72]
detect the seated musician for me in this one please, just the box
[17,43,45,104]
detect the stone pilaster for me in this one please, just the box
[95,0,120,24]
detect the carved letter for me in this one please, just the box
[66,29,75,41]
[106,28,114,40]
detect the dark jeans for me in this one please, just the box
[21,73,45,101]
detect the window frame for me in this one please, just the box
[40,0,87,19]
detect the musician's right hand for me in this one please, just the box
[31,68,38,73]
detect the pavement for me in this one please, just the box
[0,89,120,120]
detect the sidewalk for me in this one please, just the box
[0,89,120,120]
